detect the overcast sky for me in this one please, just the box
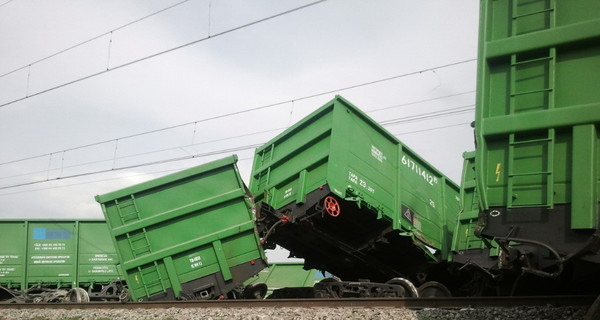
[0,0,479,259]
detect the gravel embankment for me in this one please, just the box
[0,306,588,320]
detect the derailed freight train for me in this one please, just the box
[451,0,600,296]
[0,219,323,302]
[5,1,599,302]
[250,95,461,297]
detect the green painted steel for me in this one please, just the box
[250,95,460,260]
[245,263,325,297]
[450,152,498,259]
[96,155,267,301]
[0,220,121,290]
[475,0,600,226]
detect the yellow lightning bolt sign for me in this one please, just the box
[495,163,501,182]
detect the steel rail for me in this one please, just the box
[0,296,595,310]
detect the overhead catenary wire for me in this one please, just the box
[0,117,471,196]
[0,154,258,197]
[0,0,329,109]
[2,122,474,196]
[394,122,471,136]
[0,127,285,181]
[367,91,475,113]
[0,59,475,167]
[0,0,193,79]
[379,104,474,126]
[0,105,474,190]
[0,122,474,196]
[0,143,263,191]
[0,0,13,8]
[0,100,471,180]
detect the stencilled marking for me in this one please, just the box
[189,255,203,269]
[348,171,375,194]
[283,187,293,199]
[0,267,16,277]
[401,155,439,186]
[371,145,387,163]
[33,242,66,251]
[32,255,70,264]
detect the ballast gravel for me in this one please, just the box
[0,306,587,320]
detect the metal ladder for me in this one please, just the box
[507,0,556,209]
[126,228,152,258]
[117,195,153,257]
[138,261,167,298]
[256,168,271,191]
[115,195,141,224]
[256,145,274,191]
[260,144,274,166]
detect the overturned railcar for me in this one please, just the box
[250,96,460,290]
[96,155,267,301]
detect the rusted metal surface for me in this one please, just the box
[0,296,595,310]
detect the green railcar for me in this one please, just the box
[250,95,460,288]
[244,262,325,298]
[0,220,124,303]
[451,152,489,257]
[96,155,267,301]
[460,0,600,295]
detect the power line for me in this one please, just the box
[0,154,257,197]
[367,91,475,113]
[394,122,472,136]
[0,105,474,190]
[0,169,179,196]
[0,143,262,191]
[0,0,192,79]
[0,59,475,167]
[0,102,474,184]
[0,0,328,109]
[0,127,284,181]
[0,0,13,8]
[380,104,474,126]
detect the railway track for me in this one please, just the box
[0,295,595,310]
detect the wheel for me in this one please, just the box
[65,287,90,303]
[417,281,452,297]
[242,283,268,299]
[118,288,131,303]
[386,277,419,298]
[314,277,342,298]
[317,277,342,286]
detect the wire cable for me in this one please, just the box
[0,127,284,181]
[0,143,262,190]
[0,0,328,109]
[393,122,471,136]
[380,104,474,126]
[0,154,257,197]
[367,91,474,113]
[0,0,193,79]
[0,105,475,190]
[0,59,475,167]
[0,0,13,8]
